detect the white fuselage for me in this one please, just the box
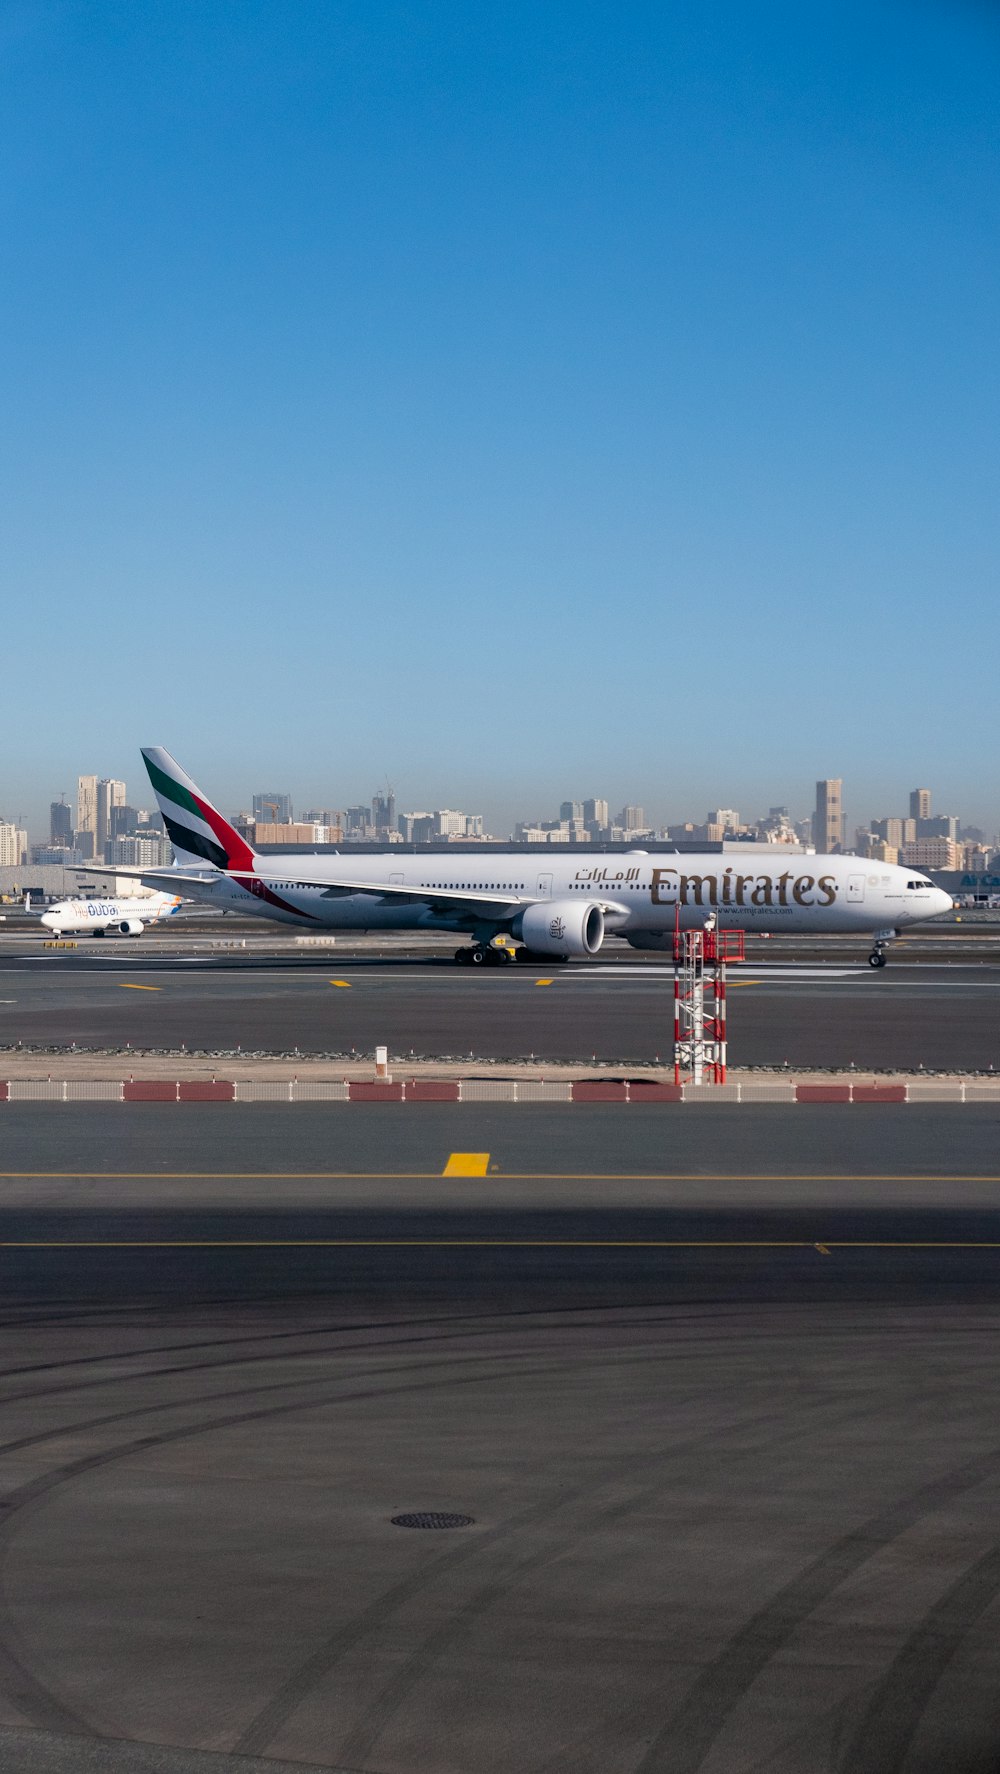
[40,893,181,936]
[160,852,952,940]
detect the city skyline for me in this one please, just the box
[2,760,995,859]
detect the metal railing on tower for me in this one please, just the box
[672,911,745,1085]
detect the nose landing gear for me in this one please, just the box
[867,928,896,970]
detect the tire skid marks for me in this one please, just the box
[632,1444,1000,1774]
[843,1538,1000,1773]
[0,1320,748,1739]
[327,1388,877,1774]
[0,1353,588,1738]
[0,1299,814,1402]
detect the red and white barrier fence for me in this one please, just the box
[0,1078,996,1104]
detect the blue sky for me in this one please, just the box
[2,1,997,837]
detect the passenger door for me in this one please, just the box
[847,874,866,903]
[536,872,553,898]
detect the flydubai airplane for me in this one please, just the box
[40,890,182,938]
[82,748,952,968]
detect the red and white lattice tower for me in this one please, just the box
[673,913,744,1085]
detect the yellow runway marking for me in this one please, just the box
[118,984,161,992]
[4,1240,1000,1251]
[0,1171,998,1183]
[0,1170,992,1185]
[329,980,352,988]
[442,1152,490,1177]
[535,978,553,986]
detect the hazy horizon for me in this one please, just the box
[3,748,993,848]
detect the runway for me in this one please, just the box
[1,937,999,1069]
[3,1109,1000,1770]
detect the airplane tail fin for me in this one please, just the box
[141,748,256,873]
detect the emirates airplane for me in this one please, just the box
[85,748,952,968]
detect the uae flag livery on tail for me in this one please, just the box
[141,748,256,872]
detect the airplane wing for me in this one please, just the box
[72,864,212,889]
[288,877,524,909]
[73,862,525,911]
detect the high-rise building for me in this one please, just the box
[110,804,139,839]
[813,780,843,852]
[583,798,609,828]
[900,837,962,869]
[250,823,333,846]
[872,816,906,850]
[96,779,126,852]
[50,799,73,846]
[910,788,931,821]
[560,801,583,822]
[618,805,646,832]
[372,790,396,834]
[253,792,292,824]
[918,814,958,842]
[0,823,27,866]
[77,775,98,842]
[107,834,173,868]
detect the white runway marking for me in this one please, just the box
[566,965,863,981]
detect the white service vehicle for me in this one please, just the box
[40,891,182,937]
[80,747,955,970]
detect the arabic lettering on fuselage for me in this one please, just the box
[573,866,838,908]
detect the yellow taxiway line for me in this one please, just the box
[3,1239,1000,1250]
[0,1171,998,1183]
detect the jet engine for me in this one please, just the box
[518,899,604,958]
[116,920,145,936]
[624,932,674,951]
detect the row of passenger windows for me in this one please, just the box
[421,882,525,891]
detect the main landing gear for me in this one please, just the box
[454,945,568,967]
[455,944,512,967]
[868,928,896,970]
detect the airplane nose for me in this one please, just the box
[935,888,954,917]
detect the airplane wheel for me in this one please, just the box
[469,946,488,966]
[455,947,471,964]
[868,951,887,969]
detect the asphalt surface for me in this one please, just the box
[3,1107,1000,1771]
[2,937,1000,1070]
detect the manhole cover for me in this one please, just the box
[391,1511,475,1530]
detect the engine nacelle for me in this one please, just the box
[624,931,674,951]
[117,920,145,936]
[518,898,604,958]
